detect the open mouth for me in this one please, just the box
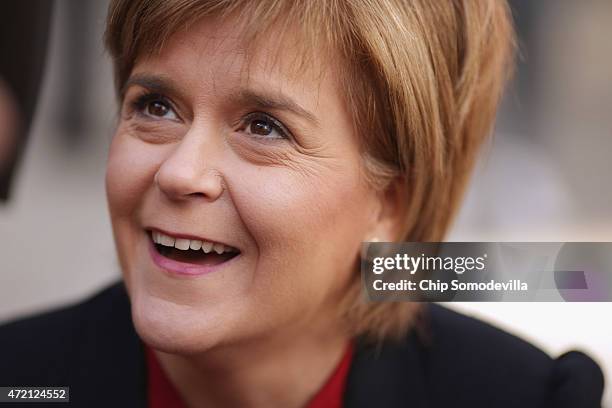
[148,230,240,267]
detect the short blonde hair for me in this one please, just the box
[105,0,515,342]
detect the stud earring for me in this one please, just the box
[361,237,381,260]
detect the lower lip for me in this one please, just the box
[147,239,239,277]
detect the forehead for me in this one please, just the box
[131,14,338,110]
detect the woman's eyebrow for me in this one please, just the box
[231,89,320,128]
[121,74,181,99]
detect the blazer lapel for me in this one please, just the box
[69,282,148,408]
[344,333,429,408]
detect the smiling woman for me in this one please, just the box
[0,1,604,407]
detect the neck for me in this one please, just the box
[155,321,351,408]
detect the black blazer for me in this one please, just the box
[0,282,604,407]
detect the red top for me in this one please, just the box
[146,343,354,408]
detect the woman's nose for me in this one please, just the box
[154,134,224,202]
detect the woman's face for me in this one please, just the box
[106,17,385,353]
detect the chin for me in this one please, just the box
[129,288,231,355]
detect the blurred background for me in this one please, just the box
[0,0,610,404]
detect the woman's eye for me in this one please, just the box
[146,100,171,117]
[131,93,178,121]
[250,119,274,136]
[241,113,290,140]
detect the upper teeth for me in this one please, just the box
[152,231,237,254]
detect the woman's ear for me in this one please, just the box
[368,177,407,242]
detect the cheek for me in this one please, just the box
[106,132,173,287]
[106,133,163,219]
[229,155,375,298]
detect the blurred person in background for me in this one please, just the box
[0,1,53,202]
[0,79,19,182]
